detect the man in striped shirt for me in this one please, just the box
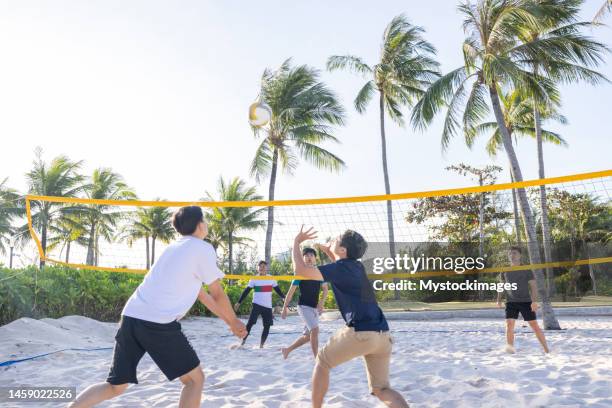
[234,260,285,348]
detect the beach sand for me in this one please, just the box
[1,314,611,407]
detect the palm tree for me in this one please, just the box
[145,205,175,265]
[0,178,22,257]
[594,0,611,22]
[203,219,224,252]
[47,212,87,263]
[204,177,266,274]
[21,150,85,267]
[118,208,152,269]
[471,89,568,156]
[471,87,567,280]
[83,168,136,266]
[516,0,608,296]
[251,59,345,264]
[411,0,584,329]
[327,15,440,269]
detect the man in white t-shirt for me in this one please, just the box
[234,260,285,348]
[70,206,246,408]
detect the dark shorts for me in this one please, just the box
[247,303,273,327]
[106,316,200,385]
[505,302,536,321]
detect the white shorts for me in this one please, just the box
[298,305,319,335]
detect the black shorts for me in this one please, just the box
[247,303,273,327]
[505,302,536,321]
[106,316,200,385]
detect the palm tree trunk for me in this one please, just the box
[478,175,484,257]
[489,86,560,330]
[570,233,577,297]
[145,235,150,269]
[583,239,596,295]
[228,231,234,274]
[94,234,99,266]
[510,170,522,245]
[86,222,96,265]
[264,148,279,266]
[40,212,48,268]
[478,175,485,301]
[379,93,399,300]
[534,105,555,297]
[151,236,157,265]
[66,240,71,263]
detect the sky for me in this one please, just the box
[0,1,611,266]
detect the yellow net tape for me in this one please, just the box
[26,169,612,279]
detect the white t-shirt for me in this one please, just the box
[247,278,278,309]
[122,236,224,323]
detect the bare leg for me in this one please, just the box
[527,320,550,353]
[372,387,410,408]
[312,361,330,408]
[505,319,516,346]
[309,327,319,358]
[282,333,310,359]
[178,366,204,408]
[68,382,128,408]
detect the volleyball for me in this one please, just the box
[248,101,272,127]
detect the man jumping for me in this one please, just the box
[281,247,329,359]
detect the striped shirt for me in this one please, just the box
[248,278,278,308]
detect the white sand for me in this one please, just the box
[1,314,611,407]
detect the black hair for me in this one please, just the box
[258,260,267,266]
[172,206,204,235]
[302,247,316,256]
[509,245,522,254]
[339,230,367,259]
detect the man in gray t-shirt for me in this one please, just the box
[501,270,533,302]
[496,246,550,354]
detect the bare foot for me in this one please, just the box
[281,347,290,360]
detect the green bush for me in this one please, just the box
[0,267,304,325]
[0,266,143,325]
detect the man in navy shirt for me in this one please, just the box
[292,226,408,408]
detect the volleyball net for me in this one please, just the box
[24,169,612,281]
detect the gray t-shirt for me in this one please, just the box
[500,270,533,302]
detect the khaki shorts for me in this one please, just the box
[317,327,392,393]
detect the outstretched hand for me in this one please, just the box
[316,241,333,254]
[295,225,317,244]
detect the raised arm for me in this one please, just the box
[293,226,324,281]
[316,242,337,262]
[198,281,246,338]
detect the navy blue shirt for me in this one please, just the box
[319,259,389,332]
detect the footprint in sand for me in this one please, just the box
[467,377,489,388]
